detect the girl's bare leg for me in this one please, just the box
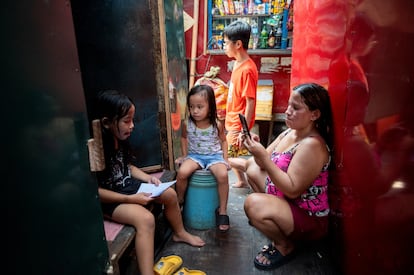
[175,159,200,204]
[111,204,156,275]
[156,188,205,247]
[209,163,230,231]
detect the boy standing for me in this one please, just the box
[223,20,258,188]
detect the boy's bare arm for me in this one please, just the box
[245,97,256,128]
[218,120,228,160]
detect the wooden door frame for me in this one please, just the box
[145,0,174,172]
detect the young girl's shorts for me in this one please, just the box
[100,179,142,217]
[186,153,230,170]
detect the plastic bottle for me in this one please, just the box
[275,22,282,48]
[268,25,276,48]
[260,21,268,49]
[247,0,254,14]
[217,32,224,49]
[251,20,259,49]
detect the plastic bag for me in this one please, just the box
[195,66,228,120]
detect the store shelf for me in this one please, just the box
[207,48,292,55]
[212,14,271,19]
[207,1,294,54]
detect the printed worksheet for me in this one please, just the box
[136,180,176,197]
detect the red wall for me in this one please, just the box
[184,1,414,274]
[292,1,414,274]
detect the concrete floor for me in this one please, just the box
[123,169,339,274]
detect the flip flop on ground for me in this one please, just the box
[154,255,183,275]
[254,243,295,270]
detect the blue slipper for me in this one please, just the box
[253,243,295,270]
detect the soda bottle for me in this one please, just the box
[268,25,276,48]
[260,21,268,49]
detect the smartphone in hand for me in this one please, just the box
[238,113,251,138]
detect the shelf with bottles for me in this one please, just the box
[207,0,294,55]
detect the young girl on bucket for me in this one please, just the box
[94,90,205,275]
[175,85,230,232]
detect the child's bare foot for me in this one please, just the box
[232,181,249,188]
[172,231,205,247]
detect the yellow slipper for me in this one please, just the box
[173,267,207,275]
[153,255,183,275]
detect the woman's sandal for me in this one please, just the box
[215,207,230,233]
[253,243,295,270]
[154,255,183,275]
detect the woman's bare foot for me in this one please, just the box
[172,231,205,247]
[232,181,249,188]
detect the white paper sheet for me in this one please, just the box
[136,180,176,197]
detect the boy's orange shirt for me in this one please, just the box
[225,58,258,132]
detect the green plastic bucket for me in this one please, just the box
[183,170,219,230]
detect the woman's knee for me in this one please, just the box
[246,164,266,191]
[245,159,259,176]
[244,194,264,215]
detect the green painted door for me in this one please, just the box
[2,1,108,274]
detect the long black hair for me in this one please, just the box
[293,83,334,153]
[94,90,135,168]
[187,84,218,130]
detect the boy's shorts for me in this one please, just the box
[226,130,250,157]
[228,144,250,158]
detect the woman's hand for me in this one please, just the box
[238,132,260,148]
[243,135,268,169]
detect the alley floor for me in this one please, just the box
[122,169,339,275]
